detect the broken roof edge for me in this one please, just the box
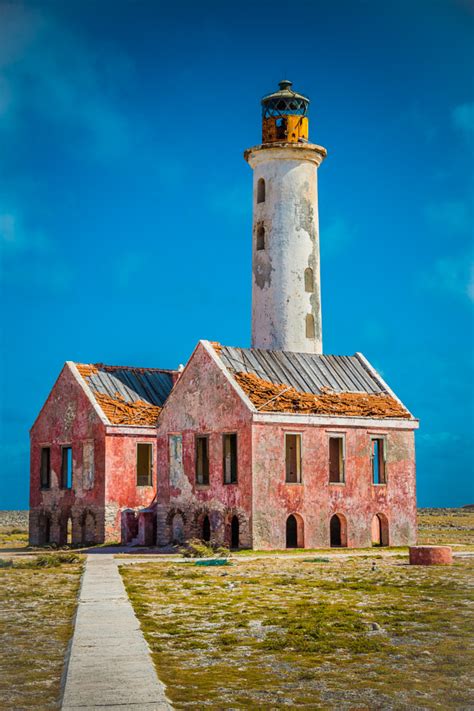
[68,361,111,426]
[200,340,258,413]
[354,352,416,419]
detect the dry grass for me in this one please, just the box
[122,555,474,710]
[417,508,474,546]
[0,557,83,710]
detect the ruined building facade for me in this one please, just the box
[29,81,418,549]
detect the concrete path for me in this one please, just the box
[61,554,172,710]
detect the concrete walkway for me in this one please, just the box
[62,554,172,710]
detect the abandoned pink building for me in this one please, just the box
[29,81,418,550]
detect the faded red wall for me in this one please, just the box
[104,432,157,539]
[156,343,253,545]
[29,364,106,542]
[252,421,417,549]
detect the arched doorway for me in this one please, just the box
[38,512,51,545]
[82,511,96,545]
[171,513,185,544]
[330,514,347,547]
[372,513,389,546]
[202,515,211,542]
[231,516,239,549]
[286,515,298,548]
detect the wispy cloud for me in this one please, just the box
[452,101,474,136]
[421,252,474,303]
[0,3,134,160]
[0,205,72,294]
[424,199,471,234]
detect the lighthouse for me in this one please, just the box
[245,80,327,354]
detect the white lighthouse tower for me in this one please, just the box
[245,80,327,353]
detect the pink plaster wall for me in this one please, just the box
[29,364,106,542]
[251,422,417,549]
[104,432,157,539]
[156,343,253,545]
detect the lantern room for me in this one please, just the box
[261,80,309,144]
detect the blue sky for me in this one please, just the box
[0,0,473,509]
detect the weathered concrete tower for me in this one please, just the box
[245,80,327,353]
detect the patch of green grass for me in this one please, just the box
[121,556,474,709]
[0,558,83,709]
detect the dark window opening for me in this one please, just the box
[306,313,315,338]
[137,443,153,486]
[202,515,211,542]
[231,516,239,548]
[372,513,389,546]
[61,447,73,489]
[196,436,209,485]
[329,437,345,483]
[285,434,301,483]
[257,178,266,203]
[286,515,298,548]
[371,438,386,484]
[40,447,51,489]
[223,433,238,484]
[304,267,314,293]
[330,514,342,547]
[256,224,265,251]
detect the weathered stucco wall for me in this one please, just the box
[246,144,325,354]
[29,364,106,545]
[156,342,253,547]
[251,420,417,549]
[105,431,157,540]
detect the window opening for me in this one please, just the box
[40,447,51,489]
[304,267,314,292]
[231,516,240,549]
[196,436,209,485]
[223,433,238,484]
[257,178,266,203]
[61,447,73,489]
[256,224,265,251]
[329,436,345,483]
[285,434,301,483]
[371,438,386,484]
[202,515,211,542]
[306,313,315,338]
[136,443,153,486]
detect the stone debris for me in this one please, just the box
[234,371,411,419]
[94,392,162,426]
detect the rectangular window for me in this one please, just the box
[329,436,345,483]
[196,436,209,485]
[285,433,302,483]
[371,438,386,484]
[223,433,238,484]
[61,446,73,489]
[40,447,51,489]
[137,443,153,486]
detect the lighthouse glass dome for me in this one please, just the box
[261,80,309,118]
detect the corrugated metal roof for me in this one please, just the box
[77,364,175,407]
[217,346,385,395]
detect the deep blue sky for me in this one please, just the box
[1,0,473,509]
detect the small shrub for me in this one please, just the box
[19,552,81,568]
[0,558,13,568]
[181,539,229,559]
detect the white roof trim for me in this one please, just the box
[200,340,257,412]
[253,412,419,429]
[68,361,110,426]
